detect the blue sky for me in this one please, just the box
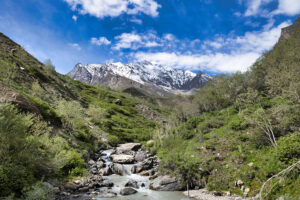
[0,0,299,74]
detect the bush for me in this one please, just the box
[275,133,300,165]
[0,104,53,196]
[107,135,120,146]
[23,181,54,200]
[54,149,85,177]
[229,118,247,131]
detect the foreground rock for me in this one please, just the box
[150,175,183,191]
[116,143,141,154]
[132,157,155,173]
[112,163,126,175]
[120,187,138,195]
[135,151,147,162]
[111,154,134,164]
[98,167,113,176]
[125,180,139,189]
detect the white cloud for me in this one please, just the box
[69,43,81,50]
[130,18,142,24]
[244,0,300,17]
[113,33,142,50]
[273,0,300,16]
[245,0,263,16]
[163,33,176,41]
[134,51,260,73]
[203,38,224,49]
[64,0,161,18]
[72,15,77,21]
[91,37,111,46]
[113,32,168,50]
[132,21,291,73]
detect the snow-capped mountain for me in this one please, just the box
[68,61,211,97]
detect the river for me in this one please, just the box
[94,149,190,200]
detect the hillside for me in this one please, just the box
[151,17,300,199]
[0,16,300,200]
[0,32,164,197]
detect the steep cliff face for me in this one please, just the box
[68,61,211,97]
[280,15,300,40]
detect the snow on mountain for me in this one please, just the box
[68,61,211,96]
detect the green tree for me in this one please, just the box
[43,59,55,71]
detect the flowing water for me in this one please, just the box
[94,150,190,200]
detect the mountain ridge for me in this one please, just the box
[68,61,211,97]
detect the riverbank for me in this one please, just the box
[182,189,259,200]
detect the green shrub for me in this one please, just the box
[275,133,300,165]
[0,104,52,196]
[23,181,54,200]
[54,149,85,177]
[107,135,120,146]
[229,118,247,131]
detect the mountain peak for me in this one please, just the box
[75,63,83,68]
[68,61,211,97]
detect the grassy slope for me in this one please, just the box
[153,19,300,199]
[0,33,162,197]
[0,32,159,145]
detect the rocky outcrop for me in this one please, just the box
[120,187,137,196]
[0,82,39,113]
[280,15,300,40]
[150,175,184,191]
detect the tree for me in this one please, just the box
[245,108,277,147]
[43,59,55,71]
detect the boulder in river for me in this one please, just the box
[116,143,141,154]
[111,154,134,164]
[112,163,126,175]
[135,151,147,162]
[125,180,139,189]
[64,182,78,191]
[120,187,137,195]
[150,175,184,191]
[98,179,114,187]
[96,160,105,168]
[132,157,154,173]
[99,167,113,176]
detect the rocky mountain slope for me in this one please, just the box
[68,61,210,97]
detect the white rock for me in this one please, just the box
[111,154,134,164]
[116,143,141,153]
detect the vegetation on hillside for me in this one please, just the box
[0,18,300,199]
[0,33,159,198]
[151,23,300,199]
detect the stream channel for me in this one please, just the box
[94,149,190,200]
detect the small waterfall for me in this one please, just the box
[96,149,190,200]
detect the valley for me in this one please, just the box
[0,10,299,200]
